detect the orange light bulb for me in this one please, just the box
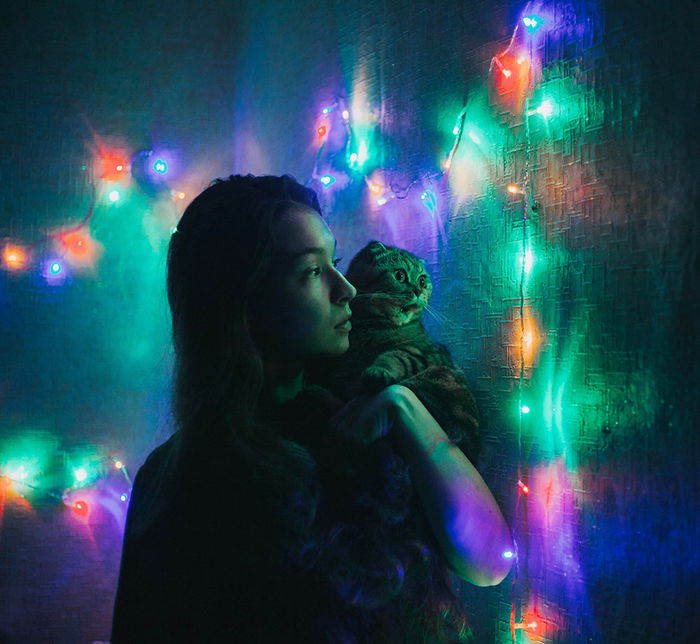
[2,244,28,270]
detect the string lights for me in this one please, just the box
[0,454,133,518]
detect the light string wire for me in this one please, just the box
[1,457,133,509]
[306,96,469,202]
[508,17,538,640]
[2,178,98,272]
[511,16,549,637]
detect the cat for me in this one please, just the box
[307,240,480,464]
[298,241,480,636]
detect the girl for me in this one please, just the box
[111,174,513,642]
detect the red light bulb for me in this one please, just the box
[73,500,89,516]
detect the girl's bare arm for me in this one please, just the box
[330,384,513,586]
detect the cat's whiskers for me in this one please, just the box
[423,302,451,327]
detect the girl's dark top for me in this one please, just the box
[111,385,471,643]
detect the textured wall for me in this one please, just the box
[1,0,698,642]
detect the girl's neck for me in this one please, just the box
[262,361,306,405]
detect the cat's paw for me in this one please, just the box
[361,366,398,392]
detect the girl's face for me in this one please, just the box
[249,205,357,361]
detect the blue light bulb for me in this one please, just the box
[522,16,542,31]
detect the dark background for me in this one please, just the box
[1,0,698,641]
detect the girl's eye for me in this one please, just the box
[306,257,343,277]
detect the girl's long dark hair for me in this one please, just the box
[149,174,323,562]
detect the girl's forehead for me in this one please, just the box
[273,207,335,251]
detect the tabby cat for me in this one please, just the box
[308,239,480,464]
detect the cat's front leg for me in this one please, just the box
[361,364,398,392]
[361,346,425,393]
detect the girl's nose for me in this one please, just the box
[335,272,357,302]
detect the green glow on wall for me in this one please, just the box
[88,186,173,384]
[346,71,378,172]
[0,429,60,494]
[347,131,375,170]
[440,89,508,200]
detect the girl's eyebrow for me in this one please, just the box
[287,239,338,261]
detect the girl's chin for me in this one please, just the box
[317,338,350,357]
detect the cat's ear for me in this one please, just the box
[367,240,388,252]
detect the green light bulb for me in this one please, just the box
[536,100,554,118]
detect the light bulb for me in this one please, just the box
[73,500,89,516]
[536,100,554,117]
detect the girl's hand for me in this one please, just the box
[329,384,407,445]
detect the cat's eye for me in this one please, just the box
[394,269,407,283]
[419,275,427,288]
